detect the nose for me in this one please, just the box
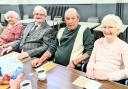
[68,19,74,24]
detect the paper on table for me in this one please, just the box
[0,52,23,75]
[72,76,102,89]
[86,80,102,89]
[72,76,90,88]
[35,62,57,72]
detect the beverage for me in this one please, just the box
[11,67,23,80]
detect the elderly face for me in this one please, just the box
[33,10,47,23]
[101,20,119,39]
[6,15,18,25]
[65,12,79,31]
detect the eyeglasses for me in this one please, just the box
[34,13,46,16]
[101,26,117,29]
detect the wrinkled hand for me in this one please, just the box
[67,61,75,69]
[94,69,109,80]
[1,47,12,55]
[86,68,95,79]
[31,58,44,68]
[10,73,23,89]
[31,58,39,67]
[18,52,29,60]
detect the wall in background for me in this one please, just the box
[0,4,128,24]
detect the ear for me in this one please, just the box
[77,16,80,21]
[45,15,47,18]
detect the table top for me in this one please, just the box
[23,61,128,89]
[0,53,128,89]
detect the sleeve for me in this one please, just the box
[26,28,55,57]
[13,24,24,40]
[108,43,128,81]
[86,40,97,70]
[47,36,58,53]
[11,25,27,51]
[0,29,14,42]
[11,37,22,51]
[83,28,94,56]
[0,24,24,42]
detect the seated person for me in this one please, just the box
[0,73,23,89]
[0,11,24,48]
[31,8,94,69]
[1,6,54,59]
[86,14,128,84]
[9,73,23,89]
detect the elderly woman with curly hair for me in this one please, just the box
[86,14,128,84]
[0,11,24,48]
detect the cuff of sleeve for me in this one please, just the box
[86,51,91,56]
[47,48,55,53]
[26,51,33,58]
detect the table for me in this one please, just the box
[0,53,128,89]
[23,61,128,89]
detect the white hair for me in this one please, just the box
[101,14,123,33]
[65,8,79,17]
[4,11,20,20]
[33,5,47,16]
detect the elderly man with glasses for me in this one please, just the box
[31,8,94,69]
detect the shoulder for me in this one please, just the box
[25,22,35,29]
[82,26,91,34]
[118,39,128,48]
[94,38,104,45]
[15,23,24,29]
[42,22,53,31]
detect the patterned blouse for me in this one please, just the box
[0,23,24,44]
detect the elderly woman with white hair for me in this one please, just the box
[86,14,128,84]
[0,11,24,47]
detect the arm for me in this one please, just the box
[11,38,22,51]
[86,41,97,79]
[31,51,53,67]
[13,24,24,40]
[26,28,55,57]
[2,41,15,48]
[73,28,94,65]
[108,44,128,81]
[31,34,58,67]
[0,24,24,42]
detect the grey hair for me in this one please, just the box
[101,14,123,34]
[65,8,79,17]
[33,5,47,16]
[4,11,20,20]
